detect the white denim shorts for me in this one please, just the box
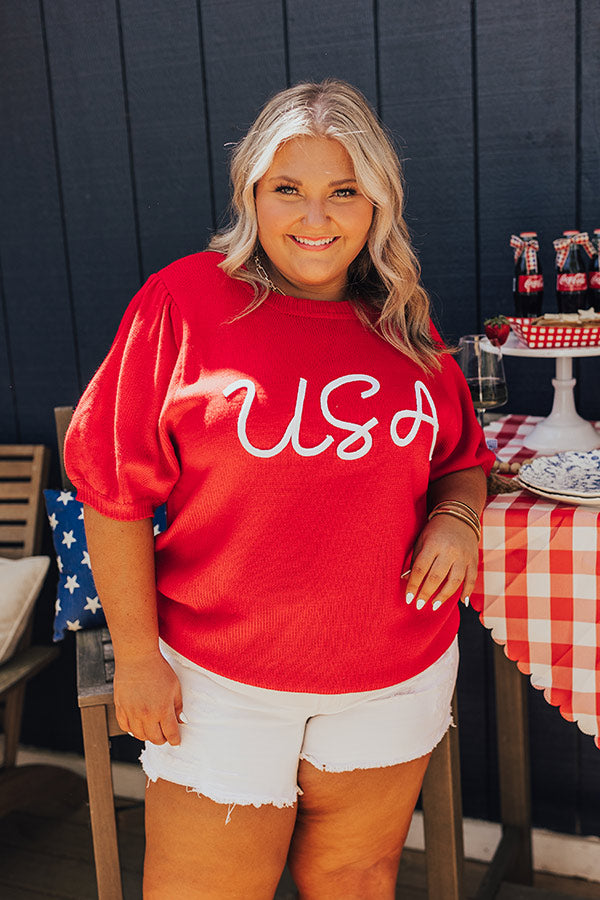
[140,636,459,809]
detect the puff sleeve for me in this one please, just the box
[64,274,183,520]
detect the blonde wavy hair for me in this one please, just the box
[209,79,444,371]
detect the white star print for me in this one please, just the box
[84,596,101,613]
[55,598,61,613]
[153,523,160,536]
[57,491,73,506]
[79,508,84,520]
[62,530,76,549]
[48,513,58,530]
[65,574,80,594]
[81,551,91,569]
[56,556,63,573]
[66,619,82,631]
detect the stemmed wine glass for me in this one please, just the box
[458,334,508,427]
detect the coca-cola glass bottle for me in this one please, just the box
[554,230,588,313]
[511,231,543,317]
[590,229,600,312]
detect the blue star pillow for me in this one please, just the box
[43,489,166,641]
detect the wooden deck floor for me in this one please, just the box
[0,797,598,899]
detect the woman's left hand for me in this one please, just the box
[403,514,479,611]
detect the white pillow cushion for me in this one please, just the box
[0,556,50,664]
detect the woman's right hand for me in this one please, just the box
[81,509,182,746]
[113,651,183,746]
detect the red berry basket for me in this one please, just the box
[507,317,600,349]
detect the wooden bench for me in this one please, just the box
[0,444,85,818]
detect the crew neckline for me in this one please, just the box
[263,291,358,319]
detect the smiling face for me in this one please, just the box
[254,135,374,301]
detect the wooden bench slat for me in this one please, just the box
[0,445,48,558]
[0,461,34,479]
[0,502,32,521]
[0,525,28,543]
[0,446,39,458]
[0,482,39,500]
[0,547,24,559]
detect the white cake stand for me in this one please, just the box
[501,331,600,452]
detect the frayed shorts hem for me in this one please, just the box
[299,712,454,774]
[140,749,301,810]
[140,712,454,809]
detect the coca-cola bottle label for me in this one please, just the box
[556,272,587,292]
[517,274,543,292]
[590,272,600,289]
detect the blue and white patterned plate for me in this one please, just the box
[514,481,600,507]
[518,450,600,498]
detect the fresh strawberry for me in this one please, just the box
[484,315,511,347]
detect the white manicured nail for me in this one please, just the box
[406,592,414,604]
[464,596,470,607]
[179,711,189,724]
[127,731,134,737]
[416,598,426,610]
[401,569,411,578]
[432,600,442,611]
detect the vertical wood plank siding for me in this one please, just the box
[0,1,80,442]
[477,0,578,418]
[201,0,288,216]
[379,1,478,342]
[42,1,144,386]
[578,1,600,834]
[286,1,378,101]
[1,0,599,836]
[118,0,214,277]
[578,0,600,421]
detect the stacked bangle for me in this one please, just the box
[427,500,481,542]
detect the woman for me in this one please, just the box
[65,79,494,899]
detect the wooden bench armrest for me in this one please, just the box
[76,628,114,705]
[0,645,59,694]
[76,629,124,737]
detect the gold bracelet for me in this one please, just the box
[440,499,480,521]
[428,509,481,540]
[429,504,481,532]
[428,509,481,541]
[429,499,480,519]
[429,500,480,530]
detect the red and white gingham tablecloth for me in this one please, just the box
[471,414,600,749]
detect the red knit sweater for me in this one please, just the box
[65,251,494,692]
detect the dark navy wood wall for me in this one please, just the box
[2,0,599,836]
